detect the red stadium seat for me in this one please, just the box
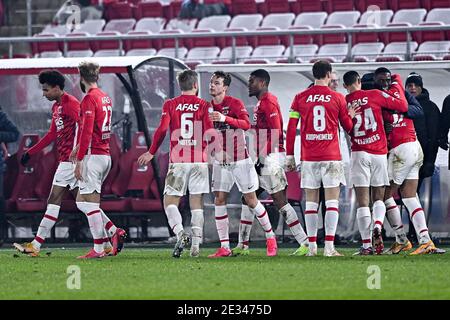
[134,1,164,20]
[66,32,91,51]
[325,0,355,13]
[414,22,446,43]
[319,25,347,45]
[355,0,389,13]
[380,23,411,44]
[105,2,134,20]
[125,31,153,51]
[422,0,450,11]
[290,0,324,14]
[91,31,121,52]
[167,0,183,20]
[352,24,379,44]
[185,29,216,49]
[102,133,121,196]
[389,0,422,12]
[231,0,258,15]
[154,30,185,50]
[32,33,61,55]
[259,0,290,15]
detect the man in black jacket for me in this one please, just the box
[0,108,20,245]
[405,72,441,191]
[439,94,450,167]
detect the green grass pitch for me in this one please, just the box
[1,246,449,300]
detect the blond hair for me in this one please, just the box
[78,61,100,83]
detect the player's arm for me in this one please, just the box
[405,90,424,119]
[24,115,57,165]
[338,95,357,133]
[138,101,170,166]
[225,102,251,130]
[286,97,300,171]
[76,97,95,162]
[377,90,408,113]
[263,101,283,154]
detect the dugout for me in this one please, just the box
[0,56,188,242]
[197,61,450,243]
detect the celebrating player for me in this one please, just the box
[343,71,407,255]
[73,62,126,259]
[138,70,215,258]
[286,60,358,257]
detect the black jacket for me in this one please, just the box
[0,111,20,171]
[439,94,450,166]
[414,88,441,177]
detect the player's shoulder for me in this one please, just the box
[261,92,280,108]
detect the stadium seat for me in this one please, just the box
[126,48,157,56]
[105,2,134,20]
[252,27,282,46]
[66,50,94,57]
[66,32,91,51]
[285,170,304,213]
[422,0,450,11]
[245,45,285,63]
[217,28,250,48]
[197,15,231,31]
[135,17,166,33]
[39,51,63,58]
[165,18,198,32]
[412,41,450,60]
[134,1,164,20]
[259,0,290,15]
[414,22,446,43]
[157,47,188,59]
[318,25,347,45]
[185,29,216,49]
[42,24,70,36]
[74,19,106,35]
[125,31,153,51]
[92,31,121,51]
[93,49,124,57]
[389,0,422,12]
[314,43,349,62]
[214,45,253,63]
[293,11,328,29]
[154,30,185,50]
[279,44,318,63]
[229,14,263,29]
[424,8,450,40]
[243,59,270,64]
[325,11,361,28]
[392,9,427,25]
[375,41,418,61]
[325,0,355,13]
[351,42,385,62]
[290,0,324,14]
[352,24,379,44]
[104,19,137,34]
[230,0,258,15]
[185,47,221,64]
[443,54,450,60]
[254,13,295,46]
[358,9,393,26]
[284,26,314,45]
[355,0,389,13]
[381,23,411,44]
[32,33,61,55]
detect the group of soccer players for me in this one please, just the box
[14,59,444,259]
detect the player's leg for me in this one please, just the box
[270,189,308,256]
[304,188,319,256]
[371,186,386,254]
[354,187,373,255]
[209,163,233,257]
[14,185,67,256]
[323,186,343,257]
[187,163,209,257]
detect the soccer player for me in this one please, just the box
[343,71,408,255]
[137,70,214,258]
[73,62,126,259]
[13,70,118,257]
[208,71,282,257]
[375,68,443,255]
[285,60,358,257]
[233,69,308,257]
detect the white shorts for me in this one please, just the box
[301,160,346,189]
[259,152,287,194]
[212,157,259,194]
[350,151,389,187]
[79,155,111,195]
[164,163,209,196]
[388,140,424,185]
[52,161,78,190]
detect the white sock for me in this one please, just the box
[280,203,307,245]
[357,207,372,249]
[191,209,204,248]
[32,204,60,250]
[325,200,339,250]
[238,204,254,249]
[403,196,431,244]
[305,201,319,250]
[252,201,275,239]
[165,204,184,238]
[214,205,229,248]
[101,209,117,237]
[372,200,386,232]
[76,202,104,253]
[385,197,407,244]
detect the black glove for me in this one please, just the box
[420,162,435,178]
[20,152,30,166]
[384,122,393,135]
[438,137,449,151]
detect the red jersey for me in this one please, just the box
[76,88,112,161]
[149,94,213,163]
[346,89,408,154]
[28,93,80,162]
[253,92,285,156]
[287,85,353,161]
[382,74,417,149]
[212,96,250,162]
